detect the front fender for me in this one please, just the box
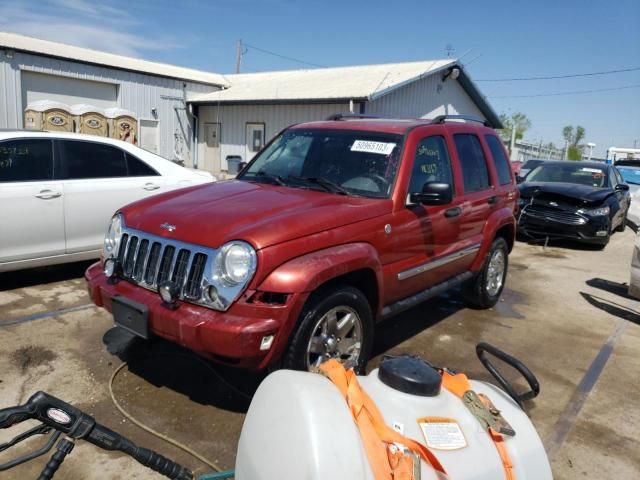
[258,242,383,295]
[471,207,516,271]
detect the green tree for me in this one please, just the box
[562,125,586,160]
[499,112,532,142]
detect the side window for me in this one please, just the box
[408,136,453,194]
[126,153,159,176]
[485,135,512,185]
[453,134,491,193]
[58,141,127,179]
[0,139,53,182]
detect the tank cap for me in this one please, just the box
[378,355,442,397]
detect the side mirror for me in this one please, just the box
[616,183,630,191]
[409,182,452,205]
[516,175,525,184]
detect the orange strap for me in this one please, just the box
[441,371,516,480]
[320,360,447,480]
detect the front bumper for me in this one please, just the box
[517,210,611,244]
[85,262,306,369]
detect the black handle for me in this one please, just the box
[0,406,32,429]
[132,447,193,480]
[488,196,498,205]
[445,207,462,218]
[37,438,74,480]
[476,342,540,409]
[87,424,192,480]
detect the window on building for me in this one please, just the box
[0,139,53,182]
[454,134,491,193]
[485,135,512,185]
[408,136,453,194]
[58,140,127,179]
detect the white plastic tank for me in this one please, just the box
[235,359,552,480]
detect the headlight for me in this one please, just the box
[215,241,257,287]
[578,206,610,217]
[103,214,123,258]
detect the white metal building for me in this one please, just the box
[0,32,226,162]
[1,31,500,175]
[190,61,501,172]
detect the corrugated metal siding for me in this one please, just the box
[365,75,485,120]
[0,51,217,162]
[198,103,352,170]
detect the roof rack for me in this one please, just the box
[431,115,490,127]
[325,113,382,121]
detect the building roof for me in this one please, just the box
[189,60,502,128]
[0,31,229,87]
[190,60,455,103]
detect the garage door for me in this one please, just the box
[21,71,117,112]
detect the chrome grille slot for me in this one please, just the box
[114,228,215,306]
[133,239,149,280]
[145,242,162,284]
[123,236,138,277]
[185,253,207,299]
[117,234,129,265]
[172,249,191,287]
[156,246,176,286]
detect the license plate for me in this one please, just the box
[112,296,149,339]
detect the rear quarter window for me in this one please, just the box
[485,135,512,185]
[453,134,491,193]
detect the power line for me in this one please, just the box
[242,42,327,69]
[477,66,640,82]
[488,84,640,98]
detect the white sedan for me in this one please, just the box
[0,130,214,272]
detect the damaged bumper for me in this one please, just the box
[517,206,610,244]
[85,262,306,369]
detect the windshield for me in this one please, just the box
[526,163,607,188]
[617,167,640,185]
[238,128,403,198]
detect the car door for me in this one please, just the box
[0,138,65,265]
[452,132,496,250]
[56,139,166,254]
[385,134,467,302]
[611,167,630,227]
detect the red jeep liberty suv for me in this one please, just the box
[86,115,517,372]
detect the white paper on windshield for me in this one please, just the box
[351,140,396,155]
[581,168,603,173]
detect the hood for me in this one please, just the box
[121,180,391,250]
[518,182,613,206]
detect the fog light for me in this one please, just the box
[260,335,275,351]
[595,230,608,237]
[104,258,116,277]
[159,281,180,307]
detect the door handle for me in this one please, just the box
[488,196,498,205]
[35,190,62,199]
[143,183,160,191]
[445,207,462,218]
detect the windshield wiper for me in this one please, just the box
[248,170,287,186]
[289,176,349,195]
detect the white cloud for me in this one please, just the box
[0,1,182,57]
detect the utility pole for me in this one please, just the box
[509,125,516,157]
[235,39,243,74]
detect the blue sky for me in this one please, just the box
[1,0,638,157]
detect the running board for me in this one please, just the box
[381,271,474,320]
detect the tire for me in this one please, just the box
[282,285,374,373]
[463,237,509,309]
